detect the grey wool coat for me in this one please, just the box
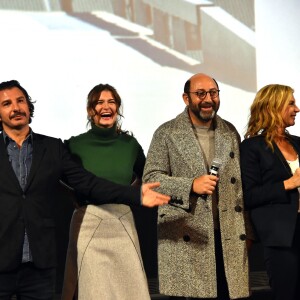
[143,108,251,299]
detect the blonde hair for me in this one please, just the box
[244,84,294,150]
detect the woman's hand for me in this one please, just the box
[284,168,300,190]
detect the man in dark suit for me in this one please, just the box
[0,80,170,299]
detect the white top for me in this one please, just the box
[287,157,300,212]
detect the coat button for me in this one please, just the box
[183,235,190,242]
[240,234,246,241]
[235,205,242,212]
[230,151,234,158]
[170,196,176,204]
[231,177,236,184]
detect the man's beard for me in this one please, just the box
[189,99,218,123]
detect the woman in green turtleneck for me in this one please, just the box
[62,84,150,300]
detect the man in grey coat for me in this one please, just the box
[143,73,252,299]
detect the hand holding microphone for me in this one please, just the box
[192,158,222,199]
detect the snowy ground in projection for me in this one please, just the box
[0,10,255,152]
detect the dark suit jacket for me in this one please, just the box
[0,132,140,272]
[240,135,300,247]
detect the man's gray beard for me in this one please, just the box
[197,110,216,123]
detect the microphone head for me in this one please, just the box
[209,158,222,176]
[211,158,222,169]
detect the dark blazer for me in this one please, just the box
[0,132,140,272]
[240,135,300,247]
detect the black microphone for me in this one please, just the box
[201,158,222,200]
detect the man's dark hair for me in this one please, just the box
[0,80,35,130]
[184,79,191,94]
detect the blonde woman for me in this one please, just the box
[240,84,300,300]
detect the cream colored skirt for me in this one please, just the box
[61,204,150,300]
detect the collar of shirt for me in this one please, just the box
[3,129,33,146]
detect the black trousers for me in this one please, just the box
[264,214,300,300]
[170,230,236,300]
[0,262,55,300]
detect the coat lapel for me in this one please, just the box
[273,136,300,177]
[214,116,238,173]
[289,136,300,157]
[170,110,239,176]
[0,134,22,189]
[170,109,208,176]
[24,133,47,191]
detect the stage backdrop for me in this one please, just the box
[0,0,299,293]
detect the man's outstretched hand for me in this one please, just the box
[141,182,170,207]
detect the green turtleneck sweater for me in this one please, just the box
[67,124,145,188]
